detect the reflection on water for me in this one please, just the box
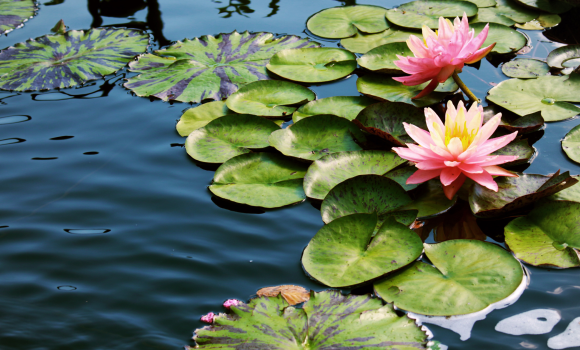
[31,75,123,101]
[212,0,281,18]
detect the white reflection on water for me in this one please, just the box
[495,309,561,335]
[548,317,580,350]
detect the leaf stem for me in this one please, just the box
[452,72,480,103]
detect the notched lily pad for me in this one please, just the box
[562,123,580,164]
[472,22,527,54]
[341,28,419,54]
[125,31,318,102]
[502,59,549,78]
[547,44,580,71]
[176,101,236,136]
[0,27,149,91]
[358,42,413,74]
[386,0,478,29]
[293,96,376,122]
[0,0,37,35]
[306,5,389,39]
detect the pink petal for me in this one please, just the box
[393,147,430,162]
[407,35,430,58]
[413,78,440,99]
[430,144,455,161]
[465,155,518,166]
[407,143,445,160]
[464,43,495,64]
[470,113,502,148]
[458,163,483,173]
[483,165,518,177]
[458,23,490,58]
[393,73,437,86]
[444,160,460,167]
[440,167,462,186]
[447,137,464,157]
[404,123,436,148]
[407,169,442,184]
[416,160,447,170]
[436,65,456,83]
[443,173,466,199]
[465,170,498,191]
[474,132,518,157]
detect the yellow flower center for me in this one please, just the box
[444,121,479,150]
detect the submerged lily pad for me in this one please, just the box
[0,28,149,91]
[226,80,315,117]
[125,31,318,102]
[341,28,419,54]
[386,1,478,29]
[303,150,407,200]
[357,74,457,108]
[502,59,549,78]
[358,42,413,73]
[194,290,427,349]
[267,48,356,83]
[492,139,535,165]
[185,114,279,164]
[353,101,427,146]
[488,74,580,122]
[471,0,538,26]
[306,5,389,39]
[268,115,366,161]
[505,201,580,268]
[176,101,236,136]
[374,240,524,316]
[303,214,423,288]
[293,96,376,122]
[562,124,580,164]
[514,0,571,13]
[547,44,580,71]
[0,0,36,35]
[472,22,527,54]
[515,14,561,30]
[400,179,457,219]
[209,152,309,208]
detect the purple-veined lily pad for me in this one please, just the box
[125,31,319,103]
[0,0,37,35]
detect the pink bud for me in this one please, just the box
[223,299,240,309]
[201,312,215,324]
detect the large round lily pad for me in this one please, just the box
[514,0,571,13]
[353,101,427,146]
[267,48,356,83]
[400,179,457,219]
[303,214,423,288]
[176,101,236,136]
[0,28,149,91]
[502,59,549,78]
[306,5,389,39]
[505,201,580,268]
[487,74,580,122]
[125,31,318,102]
[185,114,279,164]
[268,115,366,161]
[547,44,580,69]
[471,22,527,54]
[374,240,524,316]
[209,152,309,208]
[293,96,376,122]
[303,150,407,200]
[358,42,413,74]
[0,0,36,35]
[386,1,478,29]
[357,74,457,108]
[471,0,538,26]
[515,13,562,30]
[194,290,428,349]
[562,123,580,164]
[226,80,315,117]
[341,28,419,54]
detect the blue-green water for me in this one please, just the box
[0,0,579,349]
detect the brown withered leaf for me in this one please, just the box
[256,285,310,305]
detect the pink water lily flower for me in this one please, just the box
[393,14,495,99]
[392,101,519,200]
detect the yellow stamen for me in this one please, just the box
[444,120,479,150]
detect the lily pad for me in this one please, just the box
[176,101,236,136]
[303,214,423,288]
[209,152,309,208]
[341,28,419,54]
[0,28,149,91]
[466,0,498,7]
[515,14,562,29]
[185,114,279,164]
[505,202,580,268]
[386,1,478,29]
[194,290,428,349]
[125,31,318,102]
[502,59,549,78]
[267,48,356,83]
[306,5,389,39]
[483,105,544,134]
[514,0,572,13]
[471,22,527,54]
[256,285,310,306]
[547,44,580,69]
[303,150,407,200]
[400,179,457,219]
[353,101,427,146]
[385,166,421,191]
[544,176,580,202]
[487,74,580,122]
[293,96,376,122]
[268,115,366,161]
[357,74,457,108]
[469,171,579,217]
[374,240,524,316]
[0,0,36,35]
[358,42,413,74]
[471,0,538,26]
[320,175,413,225]
[226,80,315,117]
[562,123,580,164]
[492,139,536,165]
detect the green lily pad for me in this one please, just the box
[502,59,549,78]
[471,22,527,54]
[303,214,423,288]
[374,240,524,316]
[505,202,580,268]
[515,13,562,29]
[303,150,407,200]
[226,80,315,117]
[194,290,428,349]
[267,48,356,83]
[0,28,149,91]
[306,5,389,39]
[547,44,580,70]
[469,171,579,217]
[357,74,457,108]
[514,0,572,13]
[0,0,36,35]
[293,96,376,122]
[176,101,237,136]
[125,31,318,103]
[471,0,538,26]
[320,175,413,225]
[467,0,498,7]
[543,176,580,202]
[358,42,413,74]
[268,115,366,161]
[353,101,427,146]
[562,123,580,164]
[185,115,279,164]
[385,166,420,191]
[209,152,309,208]
[341,28,419,54]
[492,139,536,165]
[386,1,478,29]
[487,74,580,122]
[400,179,457,219]
[483,105,545,133]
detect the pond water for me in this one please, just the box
[1,0,580,349]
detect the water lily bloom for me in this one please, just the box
[201,312,215,324]
[393,14,495,99]
[223,299,240,309]
[392,101,519,200]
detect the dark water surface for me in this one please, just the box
[1,0,579,349]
